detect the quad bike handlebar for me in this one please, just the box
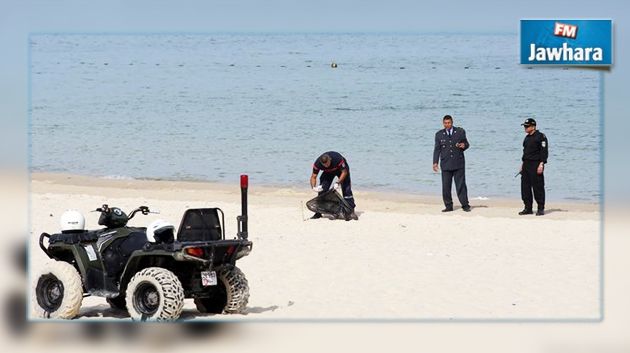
[128,205,159,220]
[93,204,159,221]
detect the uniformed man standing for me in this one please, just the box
[309,151,357,220]
[433,115,471,212]
[519,118,549,216]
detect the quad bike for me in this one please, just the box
[32,175,253,321]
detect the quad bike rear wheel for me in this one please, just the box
[126,267,184,321]
[32,261,83,319]
[194,265,249,314]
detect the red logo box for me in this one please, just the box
[554,22,578,39]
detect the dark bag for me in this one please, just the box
[306,189,354,220]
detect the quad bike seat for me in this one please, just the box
[48,230,100,245]
[177,208,224,242]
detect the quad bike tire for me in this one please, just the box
[32,261,83,319]
[106,296,127,311]
[126,267,184,321]
[194,265,249,314]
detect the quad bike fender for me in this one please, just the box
[119,250,180,292]
[42,240,95,290]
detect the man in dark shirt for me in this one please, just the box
[519,118,549,216]
[433,115,471,212]
[310,151,357,219]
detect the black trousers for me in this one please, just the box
[319,170,355,209]
[521,160,545,210]
[441,168,469,208]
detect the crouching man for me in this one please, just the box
[309,151,357,220]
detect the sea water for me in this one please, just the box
[30,34,600,201]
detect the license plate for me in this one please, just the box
[201,271,217,286]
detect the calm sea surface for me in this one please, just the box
[30,34,600,201]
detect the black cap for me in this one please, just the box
[521,118,536,127]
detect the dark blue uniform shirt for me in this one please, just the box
[312,151,348,175]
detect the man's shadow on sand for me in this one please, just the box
[456,205,568,215]
[537,208,567,214]
[324,211,362,221]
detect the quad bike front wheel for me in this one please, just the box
[126,267,184,321]
[32,261,83,319]
[194,265,249,314]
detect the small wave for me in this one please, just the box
[375,105,398,111]
[334,107,362,111]
[563,196,592,201]
[101,175,135,180]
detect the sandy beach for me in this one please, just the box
[29,172,600,320]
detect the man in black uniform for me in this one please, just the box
[519,118,549,216]
[433,115,471,212]
[309,151,357,219]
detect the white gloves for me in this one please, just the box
[312,182,341,192]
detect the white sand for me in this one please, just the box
[29,173,600,320]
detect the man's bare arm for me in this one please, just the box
[310,172,318,188]
[338,169,348,184]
